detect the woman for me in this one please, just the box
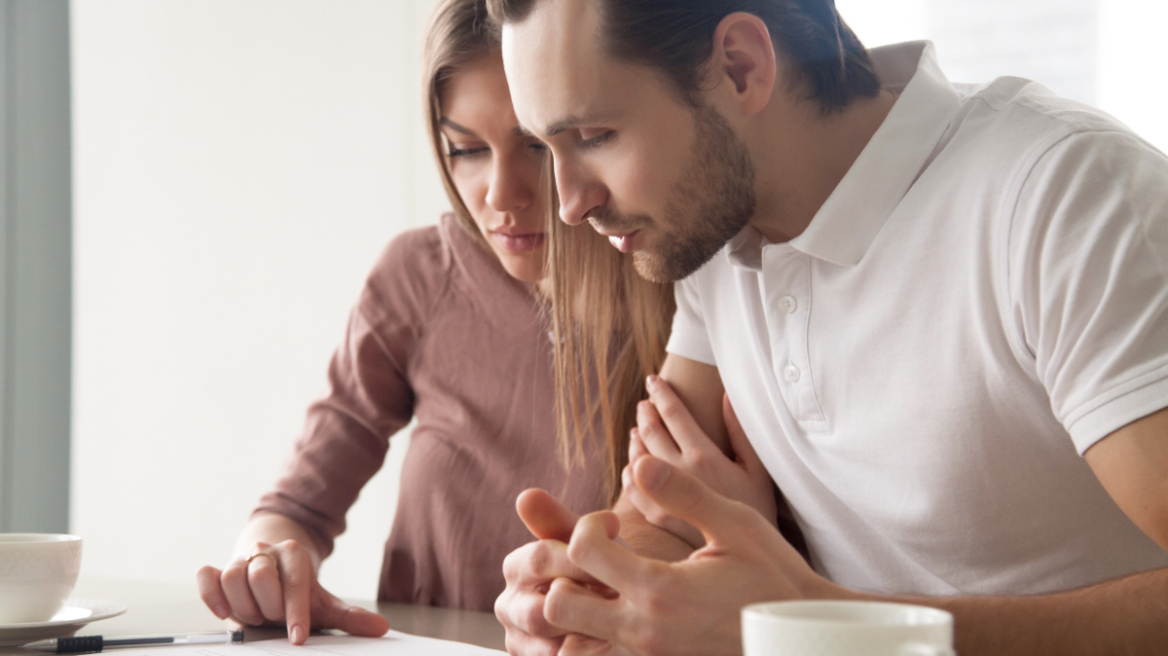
[195,0,672,643]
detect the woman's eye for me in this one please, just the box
[579,130,613,149]
[528,140,549,154]
[448,145,489,158]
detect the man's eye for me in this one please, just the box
[580,130,614,149]
[448,146,489,158]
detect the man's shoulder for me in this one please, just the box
[920,77,1168,232]
[950,77,1151,158]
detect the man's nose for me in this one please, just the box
[554,159,605,226]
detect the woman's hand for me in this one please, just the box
[195,539,389,644]
[625,376,778,547]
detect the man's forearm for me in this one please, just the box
[878,567,1168,656]
[613,495,694,562]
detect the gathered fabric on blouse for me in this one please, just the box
[255,213,608,611]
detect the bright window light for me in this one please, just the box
[837,0,1167,152]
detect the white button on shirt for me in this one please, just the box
[783,364,800,383]
[667,41,1168,597]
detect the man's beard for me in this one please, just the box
[590,104,756,283]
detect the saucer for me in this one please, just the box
[0,599,127,647]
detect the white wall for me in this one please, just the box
[71,0,444,600]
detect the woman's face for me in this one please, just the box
[440,55,550,283]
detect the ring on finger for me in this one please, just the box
[246,552,277,567]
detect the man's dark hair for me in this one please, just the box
[486,0,881,113]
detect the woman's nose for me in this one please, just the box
[485,153,534,213]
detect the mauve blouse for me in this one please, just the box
[255,214,608,611]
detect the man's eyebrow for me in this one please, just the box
[439,117,476,136]
[546,115,586,138]
[544,111,620,138]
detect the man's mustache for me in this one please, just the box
[588,208,650,233]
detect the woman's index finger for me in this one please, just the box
[276,547,314,642]
[647,375,720,456]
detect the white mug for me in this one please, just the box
[0,534,82,624]
[742,600,955,656]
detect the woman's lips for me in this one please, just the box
[491,230,546,254]
[608,231,639,253]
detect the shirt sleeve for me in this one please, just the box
[254,234,428,558]
[1009,129,1168,454]
[666,274,717,366]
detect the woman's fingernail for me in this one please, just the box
[640,458,671,490]
[289,625,304,644]
[646,374,658,389]
[212,603,229,619]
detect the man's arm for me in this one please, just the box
[788,405,1168,655]
[1085,406,1168,549]
[904,567,1168,655]
[913,406,1168,654]
[545,407,1168,656]
[612,354,726,561]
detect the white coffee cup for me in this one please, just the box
[0,534,82,624]
[743,600,955,656]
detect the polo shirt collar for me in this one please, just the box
[730,41,962,269]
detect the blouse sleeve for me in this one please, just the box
[253,227,449,558]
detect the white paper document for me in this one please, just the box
[112,633,505,656]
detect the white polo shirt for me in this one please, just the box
[667,41,1168,596]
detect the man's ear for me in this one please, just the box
[706,12,777,117]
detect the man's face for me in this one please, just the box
[502,0,756,282]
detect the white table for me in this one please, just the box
[0,578,506,653]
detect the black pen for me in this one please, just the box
[23,630,245,654]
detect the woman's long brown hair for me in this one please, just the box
[545,191,675,506]
[423,0,675,506]
[421,0,498,245]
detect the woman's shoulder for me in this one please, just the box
[378,221,444,269]
[373,211,491,272]
[358,213,498,325]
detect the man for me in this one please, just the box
[487,0,1168,654]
